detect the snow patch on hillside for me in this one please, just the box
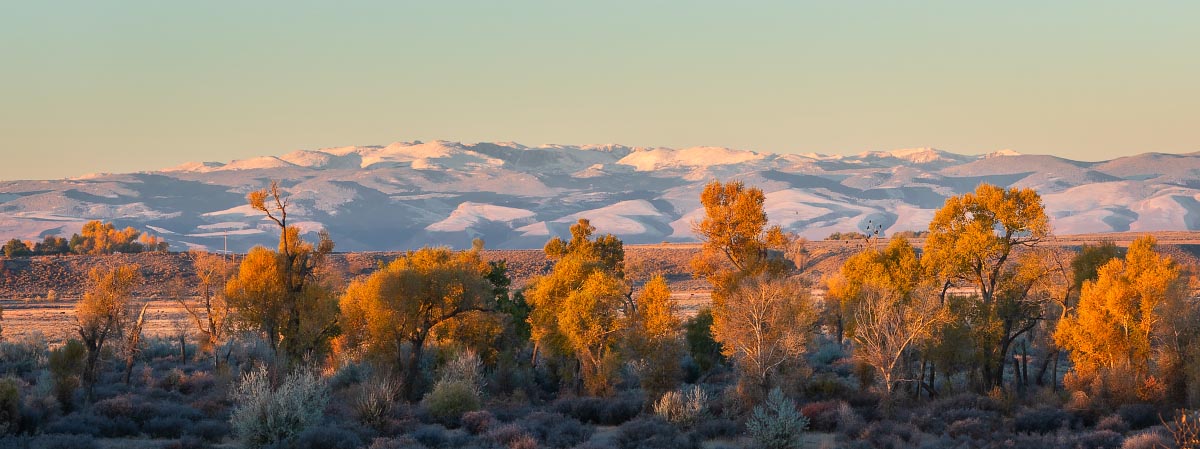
[427,202,537,232]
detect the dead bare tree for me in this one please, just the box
[853,284,946,399]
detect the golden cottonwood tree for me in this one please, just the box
[227,181,340,367]
[923,183,1050,389]
[625,274,683,397]
[76,263,141,400]
[1054,236,1185,403]
[339,246,496,398]
[525,218,627,396]
[691,180,803,397]
[691,180,791,294]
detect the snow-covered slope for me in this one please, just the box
[1,141,1198,251]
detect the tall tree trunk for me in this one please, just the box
[916,355,927,400]
[178,332,187,363]
[1035,347,1056,387]
[1020,341,1029,388]
[124,304,150,385]
[403,334,428,400]
[82,337,104,403]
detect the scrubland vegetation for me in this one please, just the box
[0,179,1199,449]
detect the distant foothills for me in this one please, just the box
[1,141,1198,252]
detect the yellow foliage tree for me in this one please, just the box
[1054,236,1185,404]
[626,274,683,397]
[923,183,1051,389]
[691,180,791,297]
[691,180,803,397]
[70,220,166,254]
[75,263,141,400]
[227,181,340,367]
[525,218,628,396]
[339,246,496,398]
[559,270,627,396]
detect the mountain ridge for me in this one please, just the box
[2,141,1198,252]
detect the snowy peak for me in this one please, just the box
[616,146,765,171]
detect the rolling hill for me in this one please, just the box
[1,141,1198,252]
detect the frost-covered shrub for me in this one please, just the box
[653,385,708,427]
[356,376,399,428]
[746,388,808,449]
[1121,430,1171,449]
[229,365,329,449]
[440,350,485,398]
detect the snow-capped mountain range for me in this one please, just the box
[2,141,1199,252]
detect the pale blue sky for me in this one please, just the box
[1,1,1197,180]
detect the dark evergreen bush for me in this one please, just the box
[518,411,592,449]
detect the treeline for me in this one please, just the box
[2,220,168,257]
[2,180,1199,449]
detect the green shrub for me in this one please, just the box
[746,388,808,449]
[0,378,19,435]
[422,379,480,425]
[229,365,329,449]
[684,309,723,374]
[47,340,85,409]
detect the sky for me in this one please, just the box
[1,1,1198,181]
